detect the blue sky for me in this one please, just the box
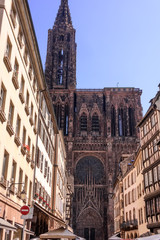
[28,0,160,115]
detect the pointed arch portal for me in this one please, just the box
[74,156,106,240]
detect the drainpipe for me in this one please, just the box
[51,133,59,227]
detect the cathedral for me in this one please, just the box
[45,0,143,239]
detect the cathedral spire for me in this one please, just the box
[54,0,73,28]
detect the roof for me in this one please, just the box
[0,218,17,231]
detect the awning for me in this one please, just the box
[136,234,160,240]
[108,233,122,240]
[40,227,77,239]
[15,223,35,235]
[0,218,17,231]
[76,237,86,240]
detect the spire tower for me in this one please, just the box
[45,0,76,90]
[54,0,73,28]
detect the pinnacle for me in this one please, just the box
[54,0,73,28]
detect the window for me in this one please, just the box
[20,76,25,94]
[13,59,19,79]
[131,173,133,185]
[144,173,148,187]
[128,176,130,187]
[26,91,29,106]
[27,137,31,152]
[128,107,135,136]
[92,113,99,132]
[125,194,127,206]
[40,154,44,172]
[67,33,70,42]
[111,106,116,136]
[28,64,32,80]
[30,103,33,117]
[10,3,17,28]
[44,160,48,177]
[0,84,6,110]
[133,208,136,219]
[18,27,23,48]
[22,127,26,144]
[5,38,12,59]
[151,114,155,127]
[148,170,153,186]
[24,48,28,65]
[153,167,158,183]
[31,145,35,162]
[143,124,147,136]
[8,101,14,125]
[2,151,9,180]
[128,192,130,204]
[158,165,160,180]
[36,148,40,168]
[33,78,36,92]
[34,113,37,128]
[28,181,32,206]
[18,168,23,193]
[47,167,50,182]
[153,139,158,153]
[11,160,17,185]
[24,175,28,195]
[80,113,87,131]
[15,115,21,137]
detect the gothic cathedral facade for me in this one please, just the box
[45,0,143,239]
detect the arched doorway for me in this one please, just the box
[77,207,103,240]
[73,156,106,240]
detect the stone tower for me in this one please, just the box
[45,0,143,239]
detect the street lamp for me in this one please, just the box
[7,182,27,201]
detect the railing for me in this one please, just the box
[120,219,138,230]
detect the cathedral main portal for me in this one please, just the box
[74,156,105,240]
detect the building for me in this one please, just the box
[114,150,148,239]
[44,0,143,239]
[31,88,67,236]
[0,0,42,238]
[113,175,123,237]
[138,86,160,234]
[134,148,148,236]
[0,0,70,239]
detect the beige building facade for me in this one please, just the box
[0,0,70,239]
[114,152,148,239]
[0,0,44,238]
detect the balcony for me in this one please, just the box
[14,135,21,147]
[0,108,6,123]
[33,126,37,134]
[19,92,25,104]
[25,105,29,116]
[21,145,26,156]
[6,121,14,136]
[120,219,138,230]
[26,152,31,163]
[12,71,19,90]
[29,116,34,126]
[31,160,35,169]
[3,54,12,72]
